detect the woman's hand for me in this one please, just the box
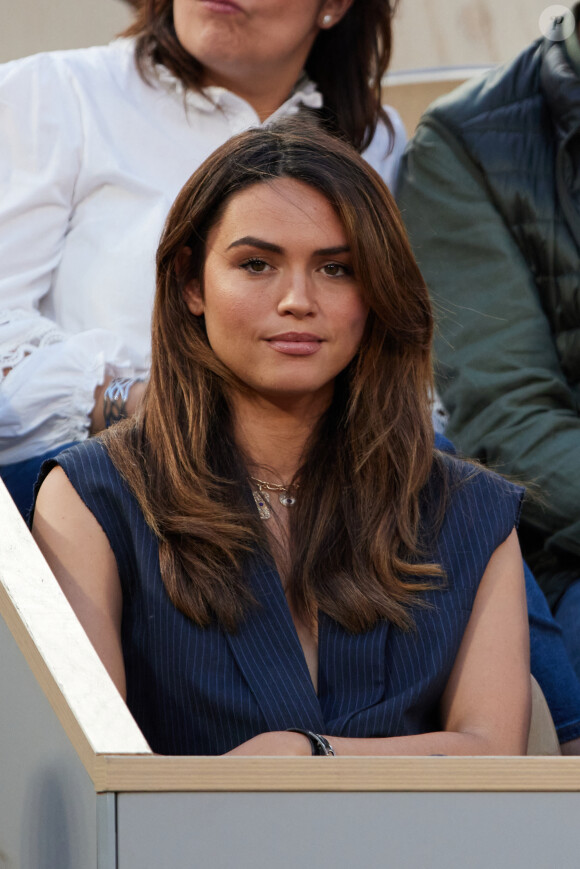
[225,731,313,756]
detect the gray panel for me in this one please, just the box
[97,794,117,869]
[117,791,580,869]
[0,615,98,869]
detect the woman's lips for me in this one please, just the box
[266,333,323,356]
[199,0,243,13]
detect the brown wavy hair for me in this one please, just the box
[103,119,443,633]
[121,0,396,152]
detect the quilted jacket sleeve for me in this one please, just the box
[397,118,580,605]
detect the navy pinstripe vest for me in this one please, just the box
[41,438,522,755]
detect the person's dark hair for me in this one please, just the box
[122,0,396,152]
[103,119,442,634]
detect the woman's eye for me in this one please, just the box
[241,258,270,273]
[322,262,351,277]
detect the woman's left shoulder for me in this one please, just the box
[432,450,525,535]
[419,454,524,596]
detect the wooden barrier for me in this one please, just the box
[1,477,580,868]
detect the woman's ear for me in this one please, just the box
[183,279,204,316]
[177,246,205,315]
[318,0,354,28]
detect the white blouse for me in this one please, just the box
[0,38,407,463]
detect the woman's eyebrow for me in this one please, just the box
[314,245,351,256]
[227,236,282,253]
[226,237,351,257]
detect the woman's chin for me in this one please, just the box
[242,381,335,411]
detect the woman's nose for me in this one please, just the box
[276,273,316,317]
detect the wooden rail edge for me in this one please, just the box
[93,755,580,794]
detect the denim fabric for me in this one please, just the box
[0,442,78,519]
[554,579,580,683]
[526,564,580,743]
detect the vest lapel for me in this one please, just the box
[318,612,390,732]
[224,553,325,733]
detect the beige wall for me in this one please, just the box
[0,0,569,68]
[0,0,132,63]
[391,0,553,71]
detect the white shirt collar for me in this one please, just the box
[153,62,323,120]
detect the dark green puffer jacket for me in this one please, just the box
[397,31,580,607]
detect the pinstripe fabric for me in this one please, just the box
[39,437,523,755]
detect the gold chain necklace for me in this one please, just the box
[250,475,298,520]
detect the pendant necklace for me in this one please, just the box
[250,475,298,520]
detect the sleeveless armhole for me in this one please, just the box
[430,453,525,605]
[32,439,142,598]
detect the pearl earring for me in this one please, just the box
[322,13,332,26]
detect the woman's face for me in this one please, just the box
[183,178,368,411]
[173,0,352,88]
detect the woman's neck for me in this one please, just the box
[232,393,326,483]
[202,61,305,122]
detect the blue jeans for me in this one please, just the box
[554,579,580,685]
[0,442,78,519]
[525,563,580,743]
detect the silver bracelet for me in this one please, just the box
[103,377,143,428]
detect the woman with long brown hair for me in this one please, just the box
[0,0,404,516]
[31,122,530,756]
